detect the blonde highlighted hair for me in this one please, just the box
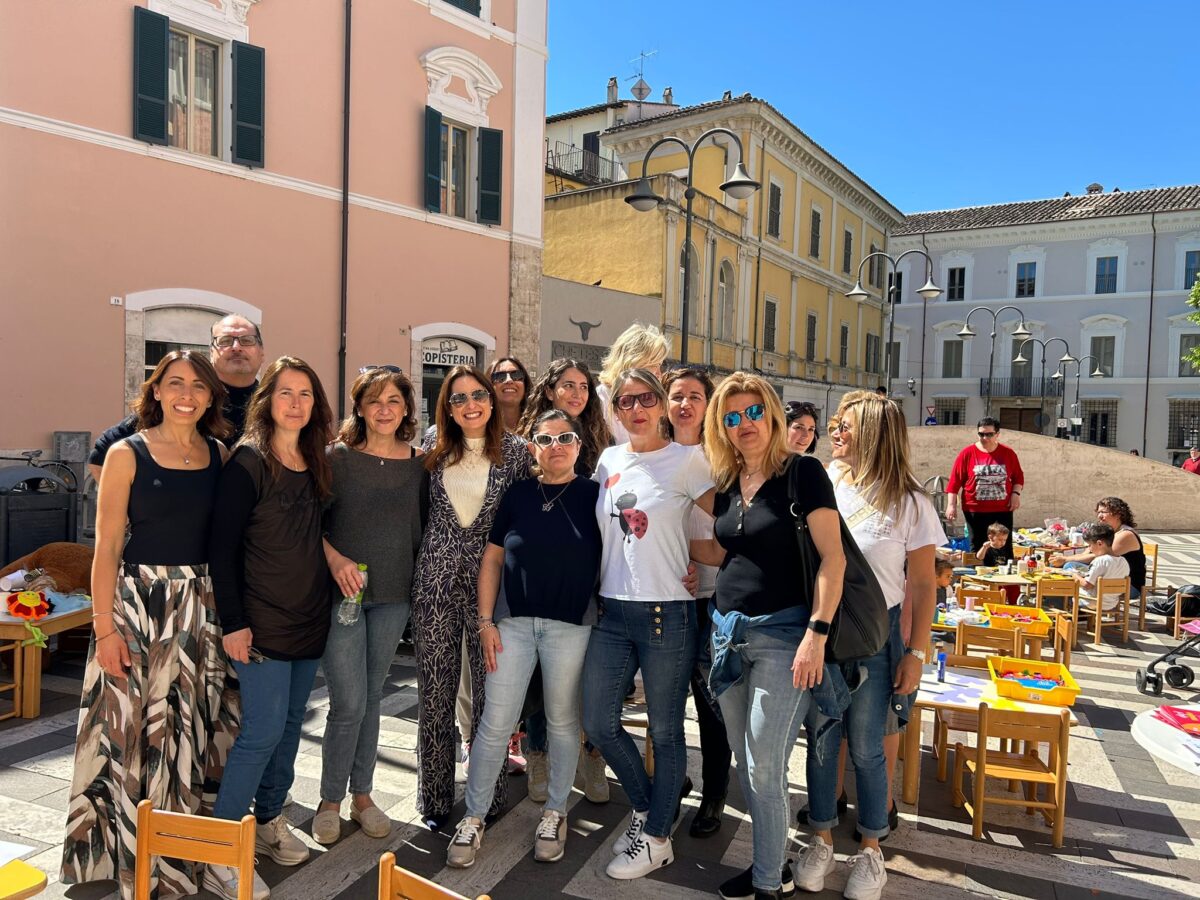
[828,390,924,516]
[703,371,791,491]
[599,323,669,390]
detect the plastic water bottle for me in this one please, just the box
[337,564,368,626]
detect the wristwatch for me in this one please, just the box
[807,618,831,635]
[905,647,927,663]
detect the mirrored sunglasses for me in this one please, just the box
[449,389,491,407]
[723,404,766,429]
[532,432,580,447]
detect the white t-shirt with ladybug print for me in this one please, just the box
[594,441,715,603]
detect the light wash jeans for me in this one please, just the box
[213,657,321,823]
[464,616,592,817]
[320,600,411,801]
[582,599,695,838]
[716,626,811,893]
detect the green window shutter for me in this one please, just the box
[232,41,266,168]
[132,6,169,145]
[424,106,443,212]
[445,0,482,15]
[477,127,502,225]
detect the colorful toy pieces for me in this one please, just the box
[999,667,1066,691]
[5,590,53,620]
[990,609,1037,624]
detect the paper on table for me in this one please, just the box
[0,839,35,868]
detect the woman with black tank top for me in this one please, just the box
[61,351,235,900]
[1053,497,1147,598]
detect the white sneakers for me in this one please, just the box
[204,863,270,900]
[794,837,887,900]
[612,809,647,855]
[794,836,835,892]
[254,814,310,866]
[606,834,674,879]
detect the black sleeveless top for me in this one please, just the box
[124,433,222,566]
[1119,524,1146,592]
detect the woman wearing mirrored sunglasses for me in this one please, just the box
[447,409,601,869]
[584,368,717,880]
[411,366,531,831]
[692,372,846,900]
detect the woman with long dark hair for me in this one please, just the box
[313,367,427,845]
[519,358,611,475]
[61,351,234,900]
[412,365,532,830]
[206,356,334,899]
[489,356,532,432]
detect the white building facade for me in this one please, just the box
[888,185,1200,464]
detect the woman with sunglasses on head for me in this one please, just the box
[785,400,820,455]
[61,352,235,900]
[205,357,335,899]
[795,391,943,900]
[662,367,731,839]
[690,373,845,900]
[412,365,532,830]
[489,356,532,432]
[583,368,717,880]
[596,324,670,444]
[312,367,428,846]
[447,410,602,869]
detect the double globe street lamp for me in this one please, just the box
[625,128,760,365]
[955,306,1032,417]
[1013,337,1075,435]
[1053,354,1105,439]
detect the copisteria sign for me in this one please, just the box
[421,338,478,367]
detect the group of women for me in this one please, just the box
[59,321,944,900]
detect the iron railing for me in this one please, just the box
[978,377,1064,398]
[546,140,617,185]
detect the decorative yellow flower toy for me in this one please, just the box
[6,590,53,621]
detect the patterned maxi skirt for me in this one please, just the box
[60,564,241,900]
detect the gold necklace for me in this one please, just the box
[157,427,199,465]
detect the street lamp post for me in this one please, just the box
[845,250,941,399]
[956,305,1032,418]
[625,129,760,365]
[1052,354,1104,439]
[1013,337,1075,434]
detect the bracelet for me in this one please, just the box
[1013,491,1022,496]
[479,622,497,633]
[93,611,113,618]
[95,631,119,642]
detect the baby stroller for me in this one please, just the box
[1136,619,1200,696]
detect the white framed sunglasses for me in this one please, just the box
[531,432,580,447]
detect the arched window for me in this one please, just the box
[717,260,736,341]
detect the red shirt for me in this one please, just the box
[947,443,1025,514]
[1183,456,1200,475]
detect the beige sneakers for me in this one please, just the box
[576,745,610,804]
[533,810,567,862]
[526,750,549,803]
[254,814,309,866]
[447,816,485,868]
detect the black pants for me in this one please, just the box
[692,598,731,801]
[964,508,1014,559]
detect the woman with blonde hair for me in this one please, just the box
[596,324,669,443]
[795,390,943,900]
[692,371,845,900]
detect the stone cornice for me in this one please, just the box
[890,210,1200,250]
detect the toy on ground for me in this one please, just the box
[1137,620,1200,696]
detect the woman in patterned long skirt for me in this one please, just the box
[61,350,235,900]
[413,365,531,831]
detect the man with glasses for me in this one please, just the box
[88,315,265,481]
[944,416,1024,559]
[1182,446,1200,475]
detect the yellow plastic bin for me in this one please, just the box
[984,603,1052,637]
[988,656,1081,706]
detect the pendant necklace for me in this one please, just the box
[538,479,571,512]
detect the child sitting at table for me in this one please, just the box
[1072,522,1130,611]
[975,523,1010,567]
[935,558,955,607]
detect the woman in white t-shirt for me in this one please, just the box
[794,391,945,900]
[583,368,716,881]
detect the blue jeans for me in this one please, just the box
[465,616,591,817]
[582,598,695,838]
[805,605,902,840]
[320,601,410,801]
[213,657,321,822]
[716,626,811,892]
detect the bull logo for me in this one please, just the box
[569,317,602,341]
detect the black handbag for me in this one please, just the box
[786,460,889,662]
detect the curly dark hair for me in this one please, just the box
[518,358,610,474]
[1096,496,1136,528]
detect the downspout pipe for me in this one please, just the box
[1142,211,1156,457]
[336,0,353,418]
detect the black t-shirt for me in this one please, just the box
[487,476,601,625]
[978,545,1006,566]
[713,454,836,617]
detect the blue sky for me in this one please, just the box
[546,0,1198,213]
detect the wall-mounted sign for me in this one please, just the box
[550,340,607,371]
[422,338,477,368]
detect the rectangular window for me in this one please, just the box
[888,271,903,305]
[1095,256,1118,294]
[443,0,482,14]
[1186,250,1200,290]
[1168,399,1200,449]
[1011,337,1031,389]
[767,183,782,238]
[935,398,966,425]
[1090,335,1115,377]
[839,324,849,367]
[145,339,207,378]
[440,122,470,219]
[806,313,818,361]
[1015,261,1036,298]
[168,29,219,157]
[763,299,778,353]
[1082,399,1118,448]
[942,339,963,378]
[868,243,880,287]
[809,209,821,258]
[1181,334,1200,377]
[947,266,965,301]
[842,229,853,274]
[888,341,900,379]
[865,333,880,374]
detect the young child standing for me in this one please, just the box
[975,523,1010,566]
[1072,522,1131,610]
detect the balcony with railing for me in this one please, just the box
[979,377,1065,398]
[546,140,617,186]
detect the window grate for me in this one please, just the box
[935,397,966,426]
[1081,399,1118,448]
[1167,399,1200,450]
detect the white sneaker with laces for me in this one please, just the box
[843,846,887,900]
[254,814,309,866]
[605,834,674,879]
[612,808,647,855]
[447,816,485,868]
[793,835,835,893]
[204,863,270,900]
[533,809,566,862]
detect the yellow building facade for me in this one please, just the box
[544,95,903,403]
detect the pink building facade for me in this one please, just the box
[0,0,548,453]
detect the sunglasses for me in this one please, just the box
[212,335,261,349]
[449,389,491,407]
[491,370,522,383]
[615,391,660,411]
[723,404,766,429]
[359,364,402,374]
[977,431,997,438]
[532,432,580,447]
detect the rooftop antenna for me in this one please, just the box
[627,49,656,113]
